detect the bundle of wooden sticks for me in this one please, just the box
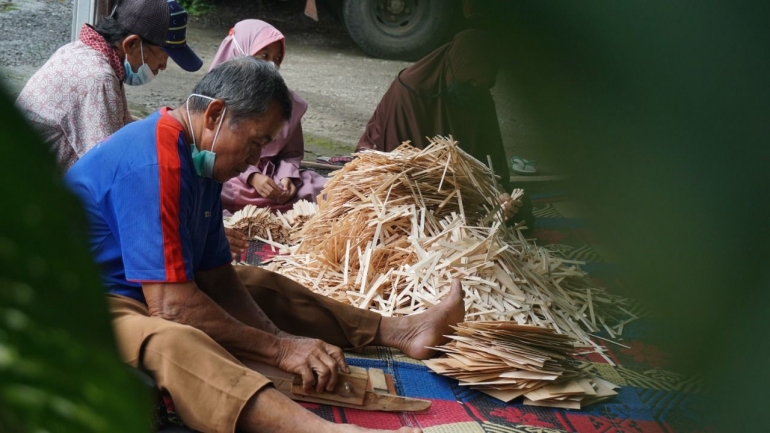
[263,137,639,350]
[424,321,619,408]
[224,200,318,245]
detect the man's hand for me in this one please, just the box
[275,336,349,393]
[249,173,285,201]
[498,192,523,221]
[224,227,248,260]
[274,178,297,205]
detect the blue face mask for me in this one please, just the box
[185,94,227,178]
[123,40,155,86]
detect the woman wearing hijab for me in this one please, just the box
[357,29,533,228]
[211,19,326,214]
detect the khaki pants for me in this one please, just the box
[109,266,381,433]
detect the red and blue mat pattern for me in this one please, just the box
[164,194,711,432]
[298,194,711,433]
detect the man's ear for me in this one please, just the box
[120,35,141,58]
[203,99,227,131]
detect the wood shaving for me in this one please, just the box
[425,321,620,408]
[261,137,638,346]
[224,200,319,245]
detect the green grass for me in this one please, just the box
[0,1,18,13]
[303,134,355,159]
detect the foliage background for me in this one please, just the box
[177,0,214,15]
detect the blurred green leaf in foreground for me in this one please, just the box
[0,81,151,432]
[483,1,769,430]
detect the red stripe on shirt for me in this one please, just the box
[156,108,187,281]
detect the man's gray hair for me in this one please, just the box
[189,56,292,125]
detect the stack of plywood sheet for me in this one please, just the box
[263,137,638,350]
[424,321,619,408]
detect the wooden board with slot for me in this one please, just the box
[244,361,430,412]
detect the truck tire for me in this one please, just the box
[342,0,455,61]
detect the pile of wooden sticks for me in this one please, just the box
[424,321,619,408]
[263,137,638,348]
[225,200,318,245]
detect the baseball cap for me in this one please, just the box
[112,0,202,72]
[163,0,203,72]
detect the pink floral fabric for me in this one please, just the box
[16,24,131,171]
[79,24,124,82]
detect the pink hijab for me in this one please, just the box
[209,19,308,163]
[214,20,321,214]
[210,19,287,70]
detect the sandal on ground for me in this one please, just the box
[511,156,537,175]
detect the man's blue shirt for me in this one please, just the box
[65,108,231,303]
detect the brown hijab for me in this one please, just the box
[357,30,510,186]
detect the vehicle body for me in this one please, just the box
[71,0,478,61]
[311,0,472,60]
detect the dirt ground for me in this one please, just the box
[1,0,544,165]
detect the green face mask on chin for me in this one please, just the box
[185,94,227,178]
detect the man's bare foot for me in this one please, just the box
[374,279,465,360]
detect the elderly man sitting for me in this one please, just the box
[64,57,463,433]
[17,0,201,172]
